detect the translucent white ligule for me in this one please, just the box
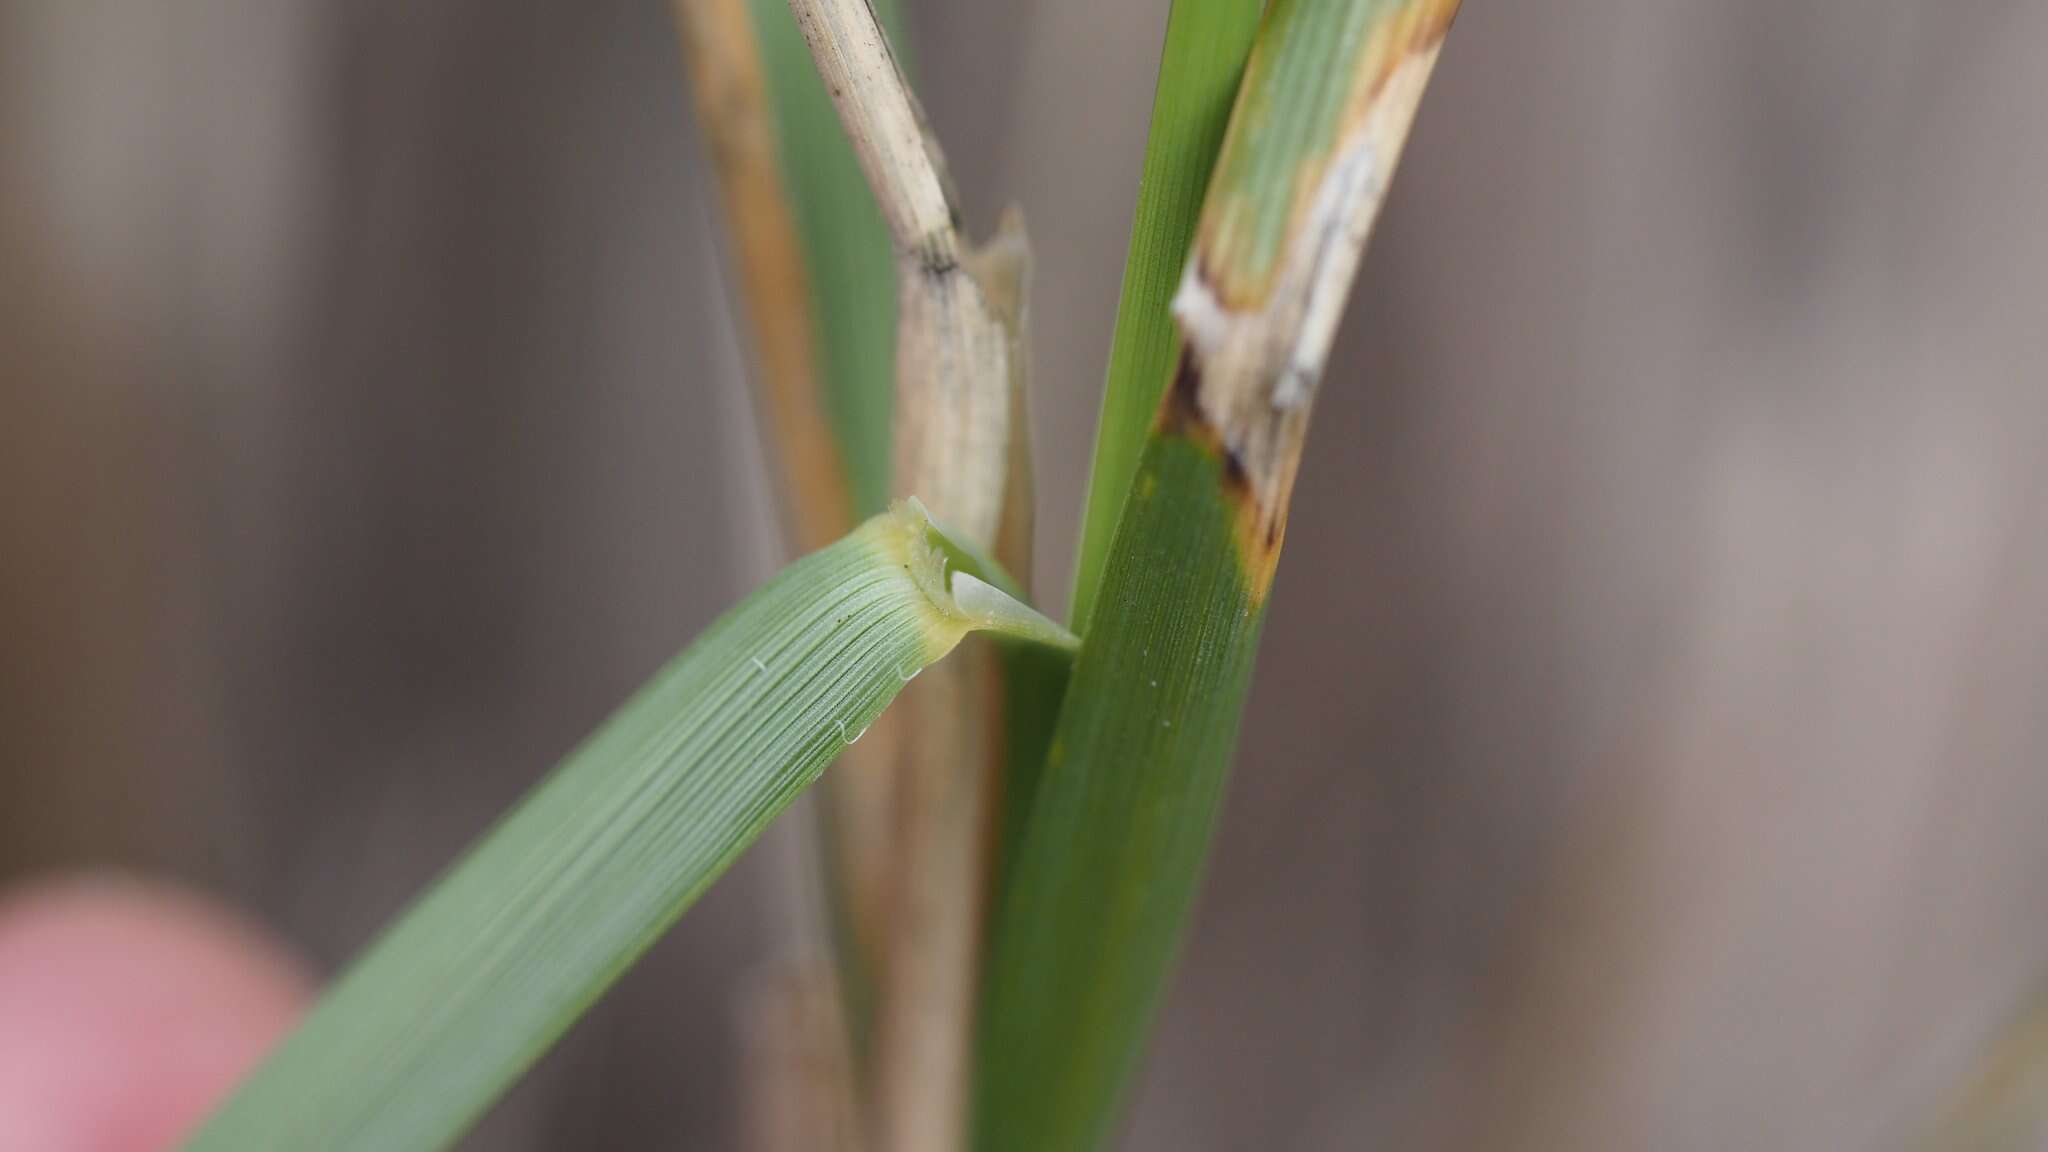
[884,497,1078,653]
[946,571,1077,653]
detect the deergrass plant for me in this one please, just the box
[188,2,1466,1150]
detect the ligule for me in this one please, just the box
[886,499,1076,654]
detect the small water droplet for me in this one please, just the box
[1149,678,1159,688]
[899,661,921,683]
[844,722,868,746]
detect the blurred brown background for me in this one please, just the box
[4,2,2046,1148]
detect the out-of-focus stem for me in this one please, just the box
[673,0,850,551]
[740,971,864,1152]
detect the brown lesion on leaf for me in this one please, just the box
[1155,343,1289,600]
[1156,345,1207,441]
[1349,1,1463,118]
[1349,0,1461,144]
[1408,0,1463,51]
[1153,0,1462,603]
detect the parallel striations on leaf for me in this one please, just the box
[187,504,1071,1152]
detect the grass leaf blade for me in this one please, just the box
[187,504,1071,1152]
[1067,0,1263,637]
[979,438,1261,1152]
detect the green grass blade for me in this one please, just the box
[186,503,1072,1152]
[979,440,1258,1152]
[979,4,1460,1149]
[1067,0,1263,637]
[748,0,903,517]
